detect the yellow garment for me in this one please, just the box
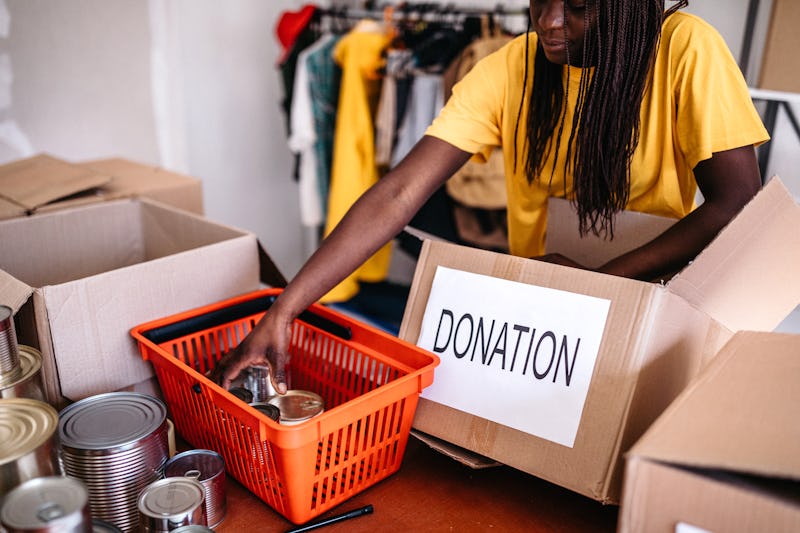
[426,12,770,258]
[323,24,393,303]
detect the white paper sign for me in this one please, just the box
[676,523,713,533]
[417,266,611,448]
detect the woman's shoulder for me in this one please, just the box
[661,11,728,50]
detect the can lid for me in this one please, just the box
[138,478,205,518]
[267,390,324,423]
[248,402,281,422]
[228,387,254,403]
[164,449,225,481]
[0,476,88,529]
[0,398,58,466]
[58,392,166,452]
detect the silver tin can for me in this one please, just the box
[0,476,91,533]
[170,526,216,533]
[244,366,276,402]
[137,477,206,533]
[0,398,61,499]
[0,345,45,402]
[58,392,169,533]
[266,390,324,426]
[163,450,226,529]
[0,305,20,378]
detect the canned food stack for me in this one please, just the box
[58,392,170,533]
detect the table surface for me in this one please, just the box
[213,436,619,533]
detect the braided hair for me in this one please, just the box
[515,0,689,238]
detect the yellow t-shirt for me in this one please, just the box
[425,12,770,258]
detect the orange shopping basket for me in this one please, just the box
[130,288,439,525]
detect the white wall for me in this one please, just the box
[0,0,306,278]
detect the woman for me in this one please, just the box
[211,0,768,393]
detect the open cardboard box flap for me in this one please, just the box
[669,177,800,331]
[399,176,800,503]
[0,153,112,212]
[618,330,800,532]
[626,330,800,481]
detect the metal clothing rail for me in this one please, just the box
[321,3,529,22]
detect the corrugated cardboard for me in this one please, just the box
[0,154,112,217]
[0,198,270,407]
[619,331,800,532]
[78,157,204,215]
[759,0,800,93]
[398,176,800,503]
[0,153,203,220]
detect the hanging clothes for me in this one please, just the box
[322,20,393,303]
[374,48,414,169]
[288,33,340,228]
[306,34,341,222]
[442,15,513,252]
[390,18,476,256]
[276,5,322,181]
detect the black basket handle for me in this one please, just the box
[141,295,352,344]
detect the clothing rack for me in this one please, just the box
[321,3,529,25]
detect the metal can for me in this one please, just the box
[0,305,20,377]
[0,345,45,402]
[266,390,324,426]
[244,366,276,402]
[58,392,169,533]
[163,449,226,529]
[0,398,61,499]
[248,402,281,423]
[137,477,206,533]
[228,386,254,404]
[0,476,92,533]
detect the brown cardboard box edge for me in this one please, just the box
[0,153,205,220]
[618,331,800,532]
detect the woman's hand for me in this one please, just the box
[208,310,292,394]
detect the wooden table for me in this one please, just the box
[214,437,619,533]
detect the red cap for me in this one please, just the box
[275,5,318,64]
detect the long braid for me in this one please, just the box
[517,0,689,238]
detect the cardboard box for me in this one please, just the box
[399,176,800,503]
[0,198,272,407]
[0,153,203,220]
[618,331,800,533]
